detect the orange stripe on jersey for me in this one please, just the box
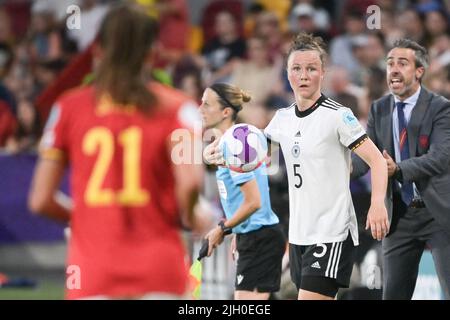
[40,148,65,162]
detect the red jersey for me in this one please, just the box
[40,83,200,299]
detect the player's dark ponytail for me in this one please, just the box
[95,4,158,113]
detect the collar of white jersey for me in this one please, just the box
[295,94,327,118]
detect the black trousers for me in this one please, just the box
[382,199,450,300]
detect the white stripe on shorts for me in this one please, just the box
[325,242,336,277]
[331,242,343,279]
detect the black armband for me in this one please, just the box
[218,220,232,236]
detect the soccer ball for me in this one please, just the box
[219,123,268,172]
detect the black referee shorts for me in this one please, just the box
[235,224,286,293]
[289,232,356,297]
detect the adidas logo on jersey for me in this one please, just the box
[295,130,301,137]
[311,261,321,269]
[237,274,244,285]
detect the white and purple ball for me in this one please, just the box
[219,123,268,172]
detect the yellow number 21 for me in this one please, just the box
[82,126,150,207]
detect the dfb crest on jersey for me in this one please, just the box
[291,144,300,158]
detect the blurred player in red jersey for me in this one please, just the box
[28,4,207,299]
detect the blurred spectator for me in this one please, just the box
[426,67,449,96]
[0,42,16,148]
[397,8,426,44]
[289,1,331,35]
[255,0,291,32]
[173,56,204,104]
[67,0,110,51]
[348,35,370,86]
[0,7,13,44]
[365,32,386,69]
[4,98,40,153]
[356,66,388,126]
[1,1,32,40]
[230,36,282,117]
[272,31,298,104]
[231,37,281,104]
[329,9,366,80]
[28,7,62,62]
[379,10,405,47]
[339,0,377,24]
[0,98,16,148]
[0,42,16,115]
[367,65,387,97]
[445,0,450,14]
[253,11,284,63]
[444,64,450,99]
[375,0,397,13]
[361,33,386,74]
[32,0,82,21]
[200,10,246,84]
[424,33,450,98]
[428,34,450,73]
[243,2,265,37]
[4,42,36,105]
[289,3,331,42]
[200,0,243,44]
[415,0,446,15]
[238,102,271,129]
[326,66,360,118]
[32,59,66,99]
[343,32,386,87]
[137,0,189,69]
[423,9,450,47]
[29,0,79,61]
[178,72,203,104]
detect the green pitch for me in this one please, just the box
[0,281,64,300]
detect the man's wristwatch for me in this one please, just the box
[218,220,232,236]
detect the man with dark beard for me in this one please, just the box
[352,39,450,300]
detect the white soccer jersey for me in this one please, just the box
[265,95,367,246]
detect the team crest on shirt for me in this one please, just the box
[291,144,300,158]
[342,111,359,128]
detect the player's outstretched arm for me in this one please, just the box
[28,158,71,223]
[352,138,389,241]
